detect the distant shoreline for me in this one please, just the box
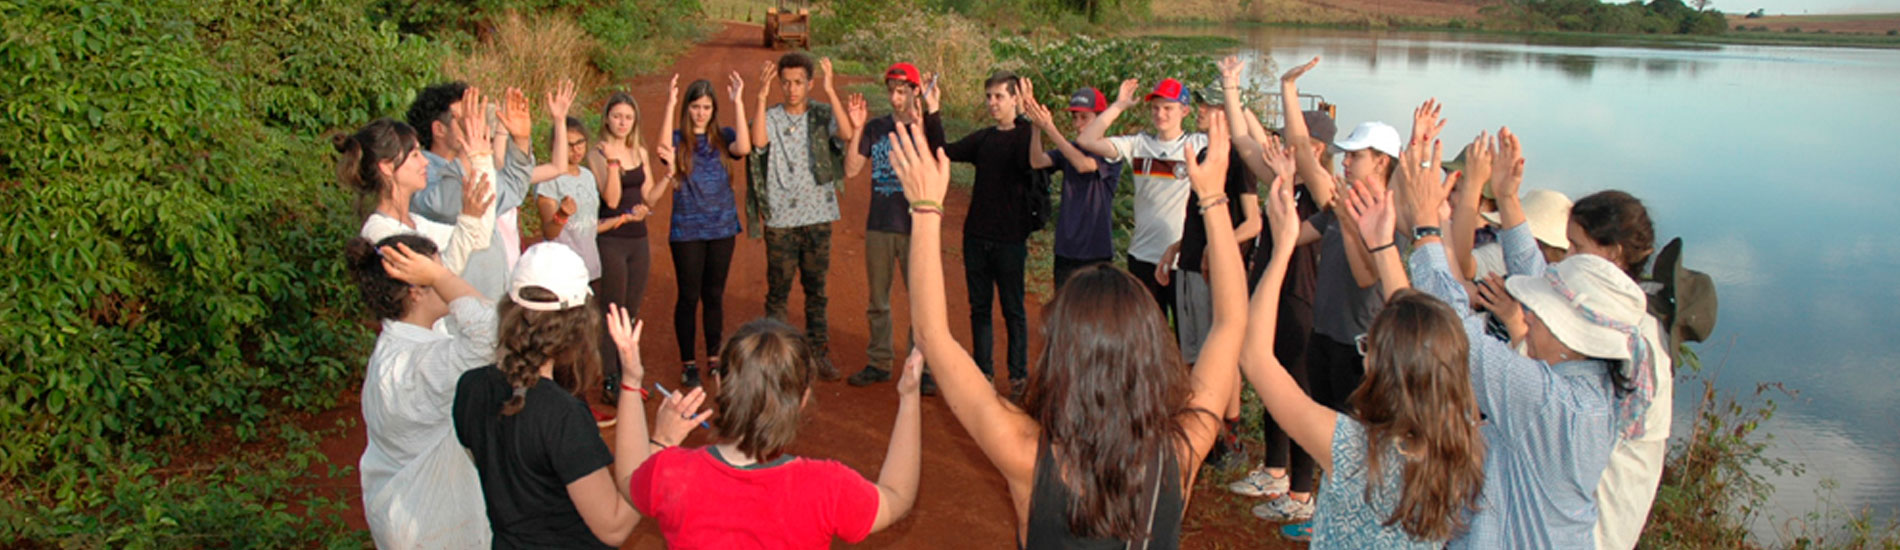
[1142,19,1900,51]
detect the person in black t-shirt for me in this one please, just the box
[453,243,706,549]
[941,70,1038,398]
[843,62,946,390]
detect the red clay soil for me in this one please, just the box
[1301,0,1491,20]
[1725,13,1900,34]
[304,22,1301,549]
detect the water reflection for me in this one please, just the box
[1154,24,1900,542]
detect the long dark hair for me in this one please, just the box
[1349,290,1486,541]
[674,79,728,178]
[711,319,815,461]
[1570,190,1655,279]
[343,234,438,321]
[494,289,601,416]
[1024,264,1193,541]
[334,118,419,215]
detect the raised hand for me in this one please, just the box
[1218,54,1245,87]
[727,70,745,104]
[845,94,869,130]
[666,74,681,106]
[1490,126,1524,201]
[501,87,533,140]
[1395,138,1459,232]
[1113,78,1141,109]
[456,87,491,157]
[1409,98,1446,147]
[380,242,448,286]
[1281,56,1320,85]
[1261,134,1295,182]
[896,348,924,397]
[757,60,778,101]
[606,304,644,382]
[1264,167,1302,248]
[1460,131,1495,202]
[1342,180,1396,250]
[921,72,941,113]
[545,78,576,119]
[1185,110,1231,201]
[819,57,835,87]
[653,385,714,446]
[459,168,495,217]
[891,120,950,206]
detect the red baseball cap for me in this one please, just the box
[1145,78,1190,104]
[884,62,922,87]
[1066,87,1107,113]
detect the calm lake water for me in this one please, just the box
[1161,25,1900,539]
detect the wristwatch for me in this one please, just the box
[1412,226,1442,240]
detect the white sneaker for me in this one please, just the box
[1226,468,1290,498]
[1252,494,1315,522]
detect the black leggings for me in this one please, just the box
[1261,298,1319,494]
[670,237,736,364]
[595,234,651,399]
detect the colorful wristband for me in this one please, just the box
[620,383,649,400]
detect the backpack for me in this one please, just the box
[1026,166,1055,231]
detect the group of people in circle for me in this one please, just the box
[335,48,1677,549]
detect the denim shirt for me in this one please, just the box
[745,100,844,237]
[1411,242,1618,550]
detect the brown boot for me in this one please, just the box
[815,355,842,381]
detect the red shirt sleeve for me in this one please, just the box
[814,459,882,543]
[628,447,675,515]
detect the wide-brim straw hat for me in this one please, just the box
[1483,189,1573,250]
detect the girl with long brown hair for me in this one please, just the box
[585,91,671,418]
[1241,164,1487,546]
[896,109,1257,547]
[654,73,752,388]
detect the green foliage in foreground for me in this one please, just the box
[0,0,437,538]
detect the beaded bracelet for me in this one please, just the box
[1198,196,1230,213]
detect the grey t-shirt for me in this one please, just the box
[1312,210,1383,342]
[763,105,840,228]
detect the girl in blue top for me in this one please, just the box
[656,74,752,387]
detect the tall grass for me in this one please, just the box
[443,11,608,105]
[826,10,996,121]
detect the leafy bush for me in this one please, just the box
[993,35,1272,135]
[0,0,435,537]
[444,11,609,103]
[827,9,996,121]
[368,0,707,80]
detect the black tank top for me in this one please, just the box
[598,166,647,239]
[1023,437,1183,550]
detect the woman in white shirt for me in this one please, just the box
[342,90,498,276]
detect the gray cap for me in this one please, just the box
[1302,110,1337,144]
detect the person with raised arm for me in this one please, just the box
[938,70,1039,399]
[628,328,923,548]
[529,80,599,275]
[348,235,496,548]
[406,83,537,301]
[452,243,704,549]
[654,72,752,389]
[1384,126,1652,549]
[745,53,858,381]
[1073,76,1208,321]
[897,109,1248,547]
[1023,82,1123,290]
[1462,130,1672,550]
[842,62,945,390]
[346,107,496,278]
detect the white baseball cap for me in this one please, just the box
[1482,189,1573,250]
[1332,122,1402,158]
[509,242,592,311]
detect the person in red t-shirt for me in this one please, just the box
[629,319,923,548]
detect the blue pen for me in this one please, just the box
[653,382,713,430]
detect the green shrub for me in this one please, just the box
[0,0,434,527]
[1786,26,1803,33]
[1889,29,1899,36]
[827,9,996,121]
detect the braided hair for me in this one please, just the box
[493,286,602,415]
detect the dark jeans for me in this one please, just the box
[595,234,650,401]
[1309,332,1366,413]
[1127,253,1175,324]
[1052,255,1110,294]
[1261,297,1319,494]
[964,235,1028,380]
[670,237,736,365]
[764,223,831,352]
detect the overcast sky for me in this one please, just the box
[1729,0,1900,14]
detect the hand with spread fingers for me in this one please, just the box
[501,87,534,141]
[1185,110,1231,201]
[891,120,950,207]
[1264,168,1302,252]
[459,169,494,218]
[1395,137,1459,233]
[1490,126,1525,202]
[606,303,645,383]
[1410,98,1446,147]
[1342,180,1396,251]
[727,70,746,105]
[1261,134,1296,183]
[546,79,577,119]
[1113,78,1141,109]
[757,61,778,102]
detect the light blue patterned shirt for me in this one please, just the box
[1312,417,1445,550]
[1411,239,1617,550]
[412,143,533,301]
